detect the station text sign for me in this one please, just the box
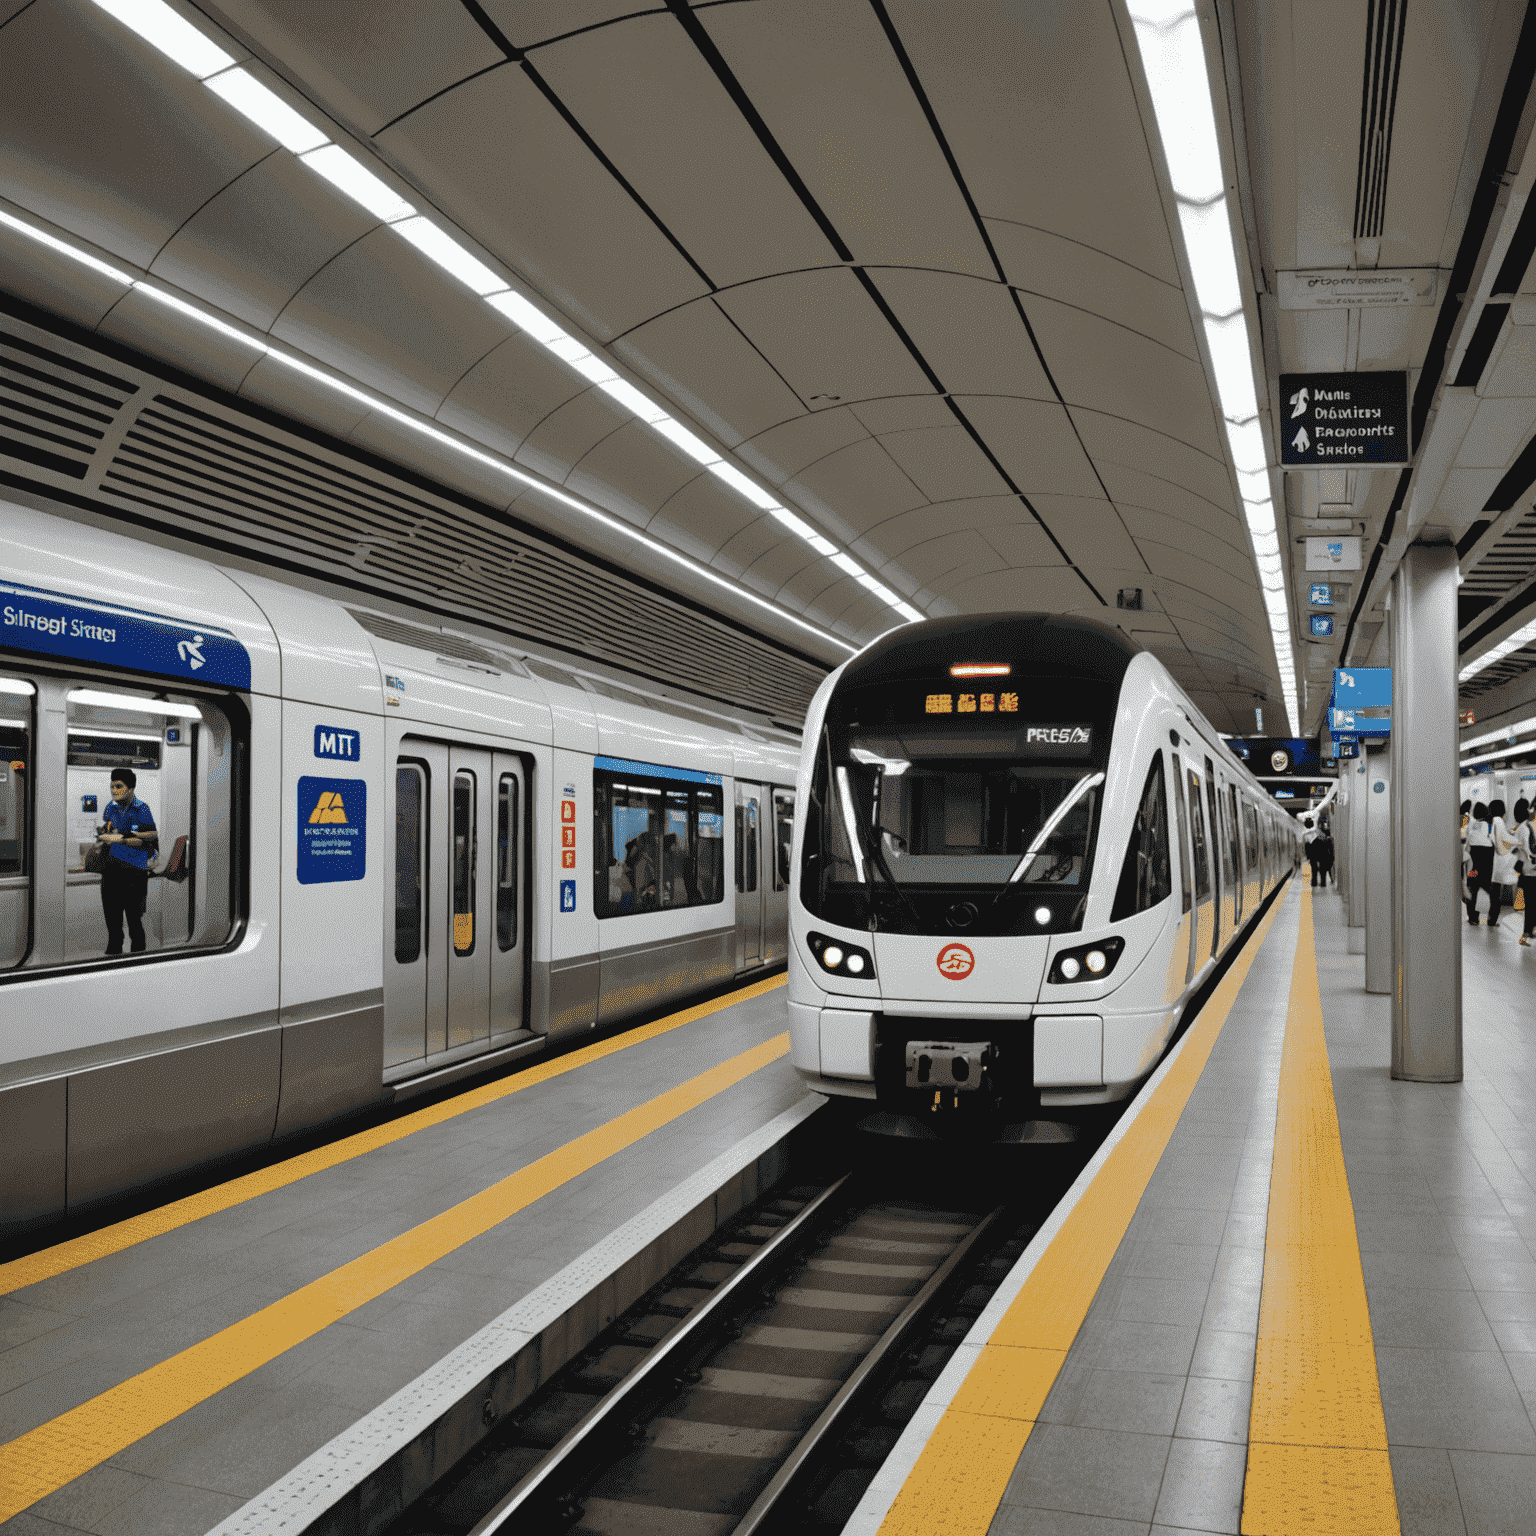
[1279,372,1409,467]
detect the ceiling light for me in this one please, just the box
[0,208,132,285]
[1203,315,1259,420]
[391,216,504,294]
[203,67,328,154]
[1460,743,1536,770]
[831,552,864,578]
[896,602,925,623]
[1178,202,1244,319]
[68,689,203,717]
[595,378,668,424]
[485,289,571,346]
[1461,616,1536,682]
[651,418,722,467]
[1463,715,1536,751]
[298,145,415,224]
[567,352,620,385]
[808,535,838,556]
[0,679,37,696]
[708,463,779,510]
[134,284,267,348]
[88,0,234,78]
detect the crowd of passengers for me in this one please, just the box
[1461,797,1536,941]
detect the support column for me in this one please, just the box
[1346,754,1367,953]
[1365,742,1392,994]
[1390,541,1462,1082]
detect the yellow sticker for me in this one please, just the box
[308,791,348,824]
[453,912,473,950]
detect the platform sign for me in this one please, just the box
[1334,667,1391,709]
[1310,614,1334,637]
[1308,583,1337,607]
[1279,371,1409,466]
[297,776,366,884]
[1336,740,1359,759]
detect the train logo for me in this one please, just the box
[936,942,975,980]
[176,634,206,670]
[308,791,349,824]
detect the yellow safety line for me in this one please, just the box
[0,973,787,1296]
[0,1031,791,1520]
[876,889,1295,1536]
[1241,892,1399,1533]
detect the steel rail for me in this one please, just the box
[468,1172,854,1535]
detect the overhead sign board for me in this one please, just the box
[1306,536,1362,570]
[1308,583,1337,607]
[1334,667,1391,709]
[1279,371,1409,466]
[1310,614,1335,637]
[1276,269,1437,309]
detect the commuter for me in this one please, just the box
[1466,802,1495,926]
[1491,799,1517,929]
[1317,828,1335,887]
[1514,800,1536,946]
[97,768,157,954]
[1302,817,1322,887]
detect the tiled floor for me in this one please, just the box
[0,985,805,1536]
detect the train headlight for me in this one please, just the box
[1034,906,1051,926]
[1047,936,1125,984]
[807,932,877,980]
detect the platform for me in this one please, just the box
[852,882,1536,1536]
[0,976,805,1534]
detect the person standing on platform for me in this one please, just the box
[1302,817,1322,887]
[1317,825,1335,887]
[1491,799,1517,930]
[1466,802,1494,926]
[97,767,157,954]
[1513,800,1536,946]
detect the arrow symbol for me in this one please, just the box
[1292,426,1310,452]
[1289,385,1309,417]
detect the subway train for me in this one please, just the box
[786,613,1300,1129]
[0,503,797,1237]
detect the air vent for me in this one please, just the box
[1352,0,1408,241]
[1461,509,1536,600]
[0,328,136,480]
[345,608,518,672]
[522,657,587,692]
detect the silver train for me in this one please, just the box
[0,504,797,1237]
[786,614,1300,1125]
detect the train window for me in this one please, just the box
[1186,768,1212,900]
[452,770,476,956]
[773,788,795,891]
[1111,755,1172,921]
[741,797,759,894]
[395,763,425,964]
[1170,752,1192,914]
[1227,786,1241,882]
[1203,759,1222,896]
[593,765,724,917]
[1243,803,1259,871]
[0,674,241,971]
[496,773,518,950]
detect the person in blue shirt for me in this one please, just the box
[97,768,157,954]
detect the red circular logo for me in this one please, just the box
[936,943,975,980]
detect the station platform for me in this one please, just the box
[853,883,1536,1536]
[0,976,805,1534]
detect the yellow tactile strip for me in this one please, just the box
[874,890,1294,1536]
[0,973,786,1297]
[0,1031,790,1521]
[1241,891,1399,1533]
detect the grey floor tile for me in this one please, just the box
[1174,1376,1251,1445]
[1077,1320,1200,1377]
[1366,1286,1501,1351]
[991,1507,1150,1536]
[1384,1398,1536,1455]
[1447,1449,1536,1536]
[0,1514,92,1535]
[17,1466,150,1530]
[1151,1436,1246,1534]
[91,1478,243,1536]
[1361,1251,1472,1291]
[1042,1367,1184,1436]
[1111,1276,1212,1330]
[1003,1424,1171,1523]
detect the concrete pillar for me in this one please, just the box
[1334,772,1351,910]
[1365,742,1392,994]
[1390,542,1462,1082]
[1346,754,1368,953]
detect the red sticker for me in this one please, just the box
[936,943,975,981]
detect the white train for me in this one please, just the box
[0,504,797,1237]
[786,613,1299,1125]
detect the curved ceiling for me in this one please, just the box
[0,0,1283,729]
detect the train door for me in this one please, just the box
[1227,783,1243,927]
[385,743,526,1074]
[734,781,764,969]
[763,786,794,964]
[1186,762,1215,967]
[1203,756,1223,957]
[1168,751,1196,990]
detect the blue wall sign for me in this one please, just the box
[1,580,251,689]
[559,879,576,912]
[1308,583,1334,606]
[297,776,366,884]
[595,754,722,786]
[1310,614,1335,637]
[1333,667,1390,708]
[314,724,361,761]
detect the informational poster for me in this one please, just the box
[297,776,366,884]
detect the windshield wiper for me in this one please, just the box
[992,770,1105,904]
[836,765,921,928]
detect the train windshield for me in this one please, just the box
[803,679,1113,935]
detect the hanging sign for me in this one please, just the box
[1277,270,1437,309]
[1279,372,1409,466]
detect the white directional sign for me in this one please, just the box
[1277,269,1438,309]
[1278,372,1409,466]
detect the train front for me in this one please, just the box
[788,613,1160,1134]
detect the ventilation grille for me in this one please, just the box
[1461,509,1536,599]
[1352,0,1409,240]
[0,330,136,481]
[345,607,522,673]
[1461,642,1536,699]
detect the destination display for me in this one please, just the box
[1279,371,1409,466]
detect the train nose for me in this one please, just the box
[870,932,1050,1005]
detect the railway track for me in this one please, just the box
[379,1162,1050,1536]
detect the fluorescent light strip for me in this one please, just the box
[1460,743,1536,771]
[1460,615,1536,682]
[1131,2,1297,735]
[1463,714,1536,752]
[86,0,922,633]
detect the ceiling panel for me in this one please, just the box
[1071,410,1235,515]
[512,389,632,484]
[1027,496,1144,575]
[888,0,1180,285]
[875,426,1009,503]
[238,350,371,438]
[864,495,1033,557]
[534,10,838,288]
[214,0,503,135]
[1454,397,1536,469]
[272,227,504,417]
[952,396,1103,499]
[567,421,705,530]
[848,396,956,436]
[701,0,995,278]
[736,406,871,486]
[0,0,266,268]
[151,150,377,331]
[717,268,938,408]
[96,287,262,395]
[378,64,711,340]
[932,566,1092,615]
[480,1,639,51]
[782,437,928,544]
[0,218,126,332]
[646,473,758,566]
[1482,325,1536,397]
[1097,461,1231,531]
[981,522,1074,570]
[436,333,588,461]
[613,299,807,447]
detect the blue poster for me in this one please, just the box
[297,776,366,884]
[560,879,576,912]
[1,580,251,688]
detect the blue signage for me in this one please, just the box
[1,580,251,689]
[559,879,576,912]
[297,776,366,884]
[595,754,722,786]
[1333,667,1390,709]
[1308,583,1334,606]
[314,724,361,761]
[1310,614,1334,637]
